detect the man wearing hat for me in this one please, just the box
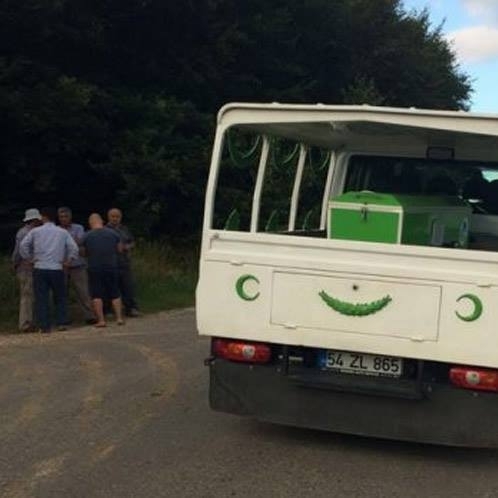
[11,208,42,332]
[20,207,79,333]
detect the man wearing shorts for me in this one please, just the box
[81,213,124,328]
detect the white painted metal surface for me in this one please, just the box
[271,271,441,341]
[197,103,498,369]
[288,144,307,231]
[250,136,270,233]
[320,151,336,230]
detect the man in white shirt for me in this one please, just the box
[20,207,79,333]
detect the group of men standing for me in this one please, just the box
[12,206,140,333]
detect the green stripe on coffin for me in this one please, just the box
[328,191,471,247]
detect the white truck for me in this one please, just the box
[197,103,498,446]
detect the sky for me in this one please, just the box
[403,0,498,112]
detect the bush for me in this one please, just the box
[132,240,198,313]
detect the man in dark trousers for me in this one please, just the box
[20,207,79,333]
[81,213,124,328]
[106,208,141,317]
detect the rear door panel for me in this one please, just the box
[197,231,498,368]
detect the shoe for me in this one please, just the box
[36,329,51,334]
[85,318,98,325]
[126,308,141,318]
[56,325,67,332]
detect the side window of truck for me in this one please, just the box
[258,139,300,233]
[213,128,260,232]
[294,148,331,231]
[214,127,331,235]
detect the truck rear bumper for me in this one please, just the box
[209,359,498,447]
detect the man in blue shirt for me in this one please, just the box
[81,213,124,327]
[57,207,96,324]
[20,207,79,333]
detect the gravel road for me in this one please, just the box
[2,308,498,498]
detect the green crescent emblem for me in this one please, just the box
[319,290,392,316]
[455,294,483,322]
[236,274,260,301]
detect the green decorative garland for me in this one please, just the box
[270,138,300,171]
[308,148,331,172]
[227,129,262,168]
[319,290,392,316]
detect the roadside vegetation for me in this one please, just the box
[0,241,198,333]
[132,240,198,313]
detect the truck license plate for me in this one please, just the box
[320,350,403,377]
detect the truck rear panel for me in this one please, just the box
[197,231,498,369]
[208,354,498,447]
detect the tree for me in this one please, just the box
[0,0,472,245]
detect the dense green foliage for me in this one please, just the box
[0,0,471,241]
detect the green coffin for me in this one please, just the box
[328,191,472,247]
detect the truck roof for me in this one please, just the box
[218,103,498,153]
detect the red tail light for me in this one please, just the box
[449,366,498,392]
[213,338,271,364]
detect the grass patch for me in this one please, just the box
[0,258,20,332]
[133,240,198,313]
[0,241,198,333]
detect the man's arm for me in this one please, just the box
[11,230,23,266]
[65,232,79,263]
[122,225,135,251]
[113,231,124,253]
[78,232,87,257]
[73,224,85,244]
[19,230,34,261]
